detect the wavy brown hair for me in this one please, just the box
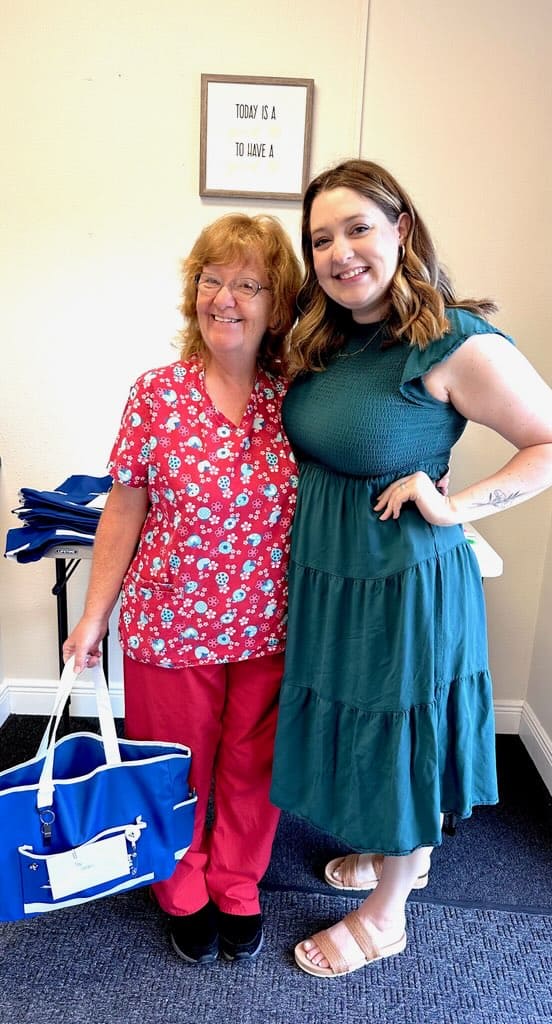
[289,159,496,375]
[178,213,302,375]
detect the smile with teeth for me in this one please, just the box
[212,314,241,323]
[335,266,369,281]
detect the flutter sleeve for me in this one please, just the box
[400,307,515,404]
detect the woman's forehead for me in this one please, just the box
[202,254,265,276]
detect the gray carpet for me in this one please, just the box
[1,724,551,1022]
[0,889,551,1024]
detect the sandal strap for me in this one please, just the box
[339,853,384,887]
[343,910,380,961]
[340,854,361,887]
[309,929,350,975]
[371,854,385,880]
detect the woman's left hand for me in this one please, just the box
[374,472,458,526]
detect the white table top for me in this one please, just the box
[463,524,503,578]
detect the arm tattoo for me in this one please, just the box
[471,488,523,509]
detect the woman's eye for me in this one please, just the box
[238,281,257,295]
[351,224,370,235]
[312,237,330,249]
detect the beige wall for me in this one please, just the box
[1,1,550,737]
[361,0,552,710]
[0,0,370,682]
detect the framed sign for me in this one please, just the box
[200,74,314,200]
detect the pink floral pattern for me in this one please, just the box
[108,360,297,668]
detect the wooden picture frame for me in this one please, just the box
[199,74,314,200]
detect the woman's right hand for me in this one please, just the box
[63,616,108,674]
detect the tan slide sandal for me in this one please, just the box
[294,908,407,978]
[324,852,429,891]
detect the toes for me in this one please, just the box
[301,939,329,967]
[330,859,345,883]
[307,947,328,967]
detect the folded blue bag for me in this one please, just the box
[5,474,113,563]
[0,659,197,922]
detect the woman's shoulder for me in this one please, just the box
[257,367,289,398]
[130,359,194,393]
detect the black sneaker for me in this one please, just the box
[217,910,263,962]
[169,902,219,964]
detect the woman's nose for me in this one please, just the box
[331,238,354,263]
[213,283,237,307]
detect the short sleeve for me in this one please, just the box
[400,308,515,401]
[107,372,156,488]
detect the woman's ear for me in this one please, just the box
[397,212,412,244]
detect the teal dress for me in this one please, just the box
[271,308,511,854]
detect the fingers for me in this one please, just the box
[374,472,453,526]
[374,479,411,520]
[62,642,102,675]
[436,469,451,496]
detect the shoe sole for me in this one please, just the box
[220,932,264,962]
[170,934,219,964]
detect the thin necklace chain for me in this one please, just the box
[336,319,388,358]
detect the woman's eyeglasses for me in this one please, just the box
[194,273,270,301]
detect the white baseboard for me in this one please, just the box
[1,677,124,721]
[0,681,10,728]
[519,702,552,797]
[1,683,550,795]
[493,699,523,734]
[0,686,524,731]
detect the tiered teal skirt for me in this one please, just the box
[271,462,498,854]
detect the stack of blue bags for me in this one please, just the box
[4,475,112,563]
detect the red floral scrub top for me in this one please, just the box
[108,360,298,669]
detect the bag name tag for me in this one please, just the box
[46,834,131,899]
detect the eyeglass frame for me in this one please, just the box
[194,272,271,301]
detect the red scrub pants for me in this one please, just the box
[123,652,283,917]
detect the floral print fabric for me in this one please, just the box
[108,360,297,669]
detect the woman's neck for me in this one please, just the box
[203,357,257,427]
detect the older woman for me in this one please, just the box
[269,159,552,978]
[64,213,301,965]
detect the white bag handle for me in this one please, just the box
[37,656,121,809]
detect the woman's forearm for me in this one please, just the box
[449,443,552,524]
[375,443,552,526]
[82,485,148,624]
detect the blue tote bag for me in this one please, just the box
[0,659,197,922]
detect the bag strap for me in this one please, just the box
[37,657,121,809]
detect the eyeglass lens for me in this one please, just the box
[196,274,265,300]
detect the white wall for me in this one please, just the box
[1,0,551,755]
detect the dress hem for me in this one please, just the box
[270,797,499,858]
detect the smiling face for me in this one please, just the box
[310,187,411,323]
[195,258,273,370]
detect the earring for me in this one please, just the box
[398,244,406,264]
